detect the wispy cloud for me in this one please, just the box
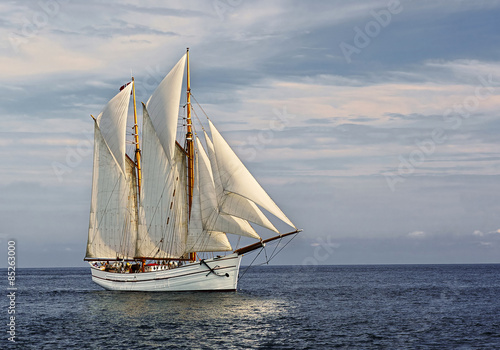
[473,230,484,237]
[408,231,426,239]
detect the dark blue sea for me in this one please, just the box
[2,264,500,349]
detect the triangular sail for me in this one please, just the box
[96,83,132,173]
[146,54,186,162]
[204,131,279,233]
[196,137,260,239]
[185,154,232,253]
[87,124,124,259]
[208,120,296,229]
[86,85,136,259]
[136,106,188,258]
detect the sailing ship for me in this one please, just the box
[85,49,301,291]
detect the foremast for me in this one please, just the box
[185,47,196,262]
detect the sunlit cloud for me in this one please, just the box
[473,230,484,237]
[408,231,426,239]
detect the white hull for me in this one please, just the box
[90,253,242,292]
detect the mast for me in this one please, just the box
[186,48,194,212]
[132,77,142,196]
[186,48,196,261]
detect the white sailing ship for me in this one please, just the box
[85,49,301,291]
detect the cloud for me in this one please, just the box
[408,231,426,238]
[0,37,103,80]
[473,230,484,237]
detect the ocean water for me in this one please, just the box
[2,264,500,349]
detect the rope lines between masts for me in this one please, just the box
[191,93,211,122]
[182,99,205,137]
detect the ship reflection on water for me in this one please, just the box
[86,287,290,347]
[88,289,288,321]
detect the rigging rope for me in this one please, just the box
[191,93,211,121]
[191,106,206,134]
[237,246,264,282]
[268,232,299,262]
[268,236,283,261]
[237,233,299,282]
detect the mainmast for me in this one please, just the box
[132,77,142,196]
[186,48,196,262]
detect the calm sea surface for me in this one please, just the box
[2,264,500,349]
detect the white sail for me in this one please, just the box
[136,106,187,258]
[86,85,136,259]
[185,230,232,252]
[197,137,260,239]
[96,83,132,173]
[208,120,296,229]
[146,54,186,162]
[186,154,232,253]
[204,131,279,233]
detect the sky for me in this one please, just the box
[2,0,500,267]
